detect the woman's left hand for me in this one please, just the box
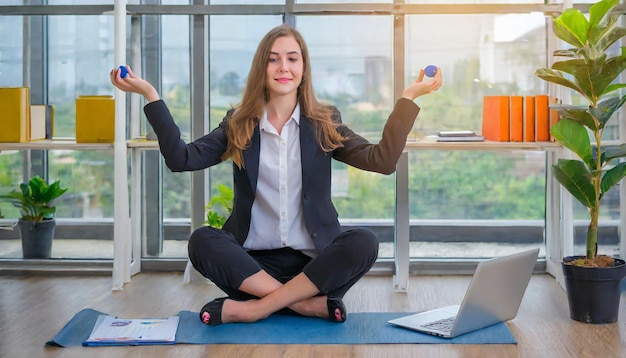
[401,67,443,101]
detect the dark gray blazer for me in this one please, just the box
[144,98,420,252]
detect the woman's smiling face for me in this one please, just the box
[265,36,303,101]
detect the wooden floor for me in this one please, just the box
[1,272,625,358]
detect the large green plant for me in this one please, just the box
[0,176,68,223]
[535,0,626,264]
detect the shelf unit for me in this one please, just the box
[393,141,564,291]
[128,139,566,290]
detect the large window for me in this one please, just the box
[0,1,621,270]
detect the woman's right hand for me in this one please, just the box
[109,65,161,103]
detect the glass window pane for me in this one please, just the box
[0,16,23,87]
[299,16,394,118]
[49,15,115,138]
[50,150,114,219]
[162,15,191,140]
[208,14,281,201]
[300,14,395,222]
[406,13,546,134]
[405,13,548,259]
[299,16,397,258]
[0,151,23,219]
[146,14,192,258]
[407,150,546,259]
[209,15,281,113]
[17,150,116,260]
[0,151,24,259]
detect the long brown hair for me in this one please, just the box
[223,24,345,169]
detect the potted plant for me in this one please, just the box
[535,0,626,323]
[0,176,68,259]
[203,184,233,229]
[183,184,233,283]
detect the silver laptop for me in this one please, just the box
[388,248,539,338]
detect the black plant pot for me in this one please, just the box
[19,218,55,259]
[561,256,626,324]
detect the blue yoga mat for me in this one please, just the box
[46,308,517,347]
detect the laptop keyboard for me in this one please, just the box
[421,316,455,333]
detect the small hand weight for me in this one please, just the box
[119,65,128,78]
[424,65,437,77]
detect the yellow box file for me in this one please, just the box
[76,95,115,143]
[0,87,31,143]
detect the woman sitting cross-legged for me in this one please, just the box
[109,24,443,326]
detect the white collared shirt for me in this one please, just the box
[243,104,317,256]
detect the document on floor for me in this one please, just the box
[82,314,179,346]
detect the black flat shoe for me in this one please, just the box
[199,297,228,326]
[327,296,347,322]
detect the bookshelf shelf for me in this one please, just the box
[0,138,165,151]
[404,140,561,151]
[127,138,159,149]
[125,139,562,151]
[0,139,113,151]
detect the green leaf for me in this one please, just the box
[203,184,234,228]
[554,8,589,48]
[588,0,619,33]
[601,143,626,162]
[597,27,626,52]
[534,68,587,100]
[603,82,626,95]
[204,210,225,229]
[550,119,594,167]
[556,57,603,101]
[601,162,626,195]
[553,49,582,59]
[552,159,597,209]
[598,51,626,96]
[584,54,626,98]
[19,183,31,198]
[591,96,626,129]
[551,104,597,131]
[588,0,619,45]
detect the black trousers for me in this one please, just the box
[188,226,379,300]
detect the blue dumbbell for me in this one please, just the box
[119,65,128,78]
[424,65,437,77]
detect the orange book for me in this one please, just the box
[535,94,550,141]
[523,96,535,142]
[549,97,560,141]
[0,87,31,143]
[481,96,510,142]
[509,96,523,142]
